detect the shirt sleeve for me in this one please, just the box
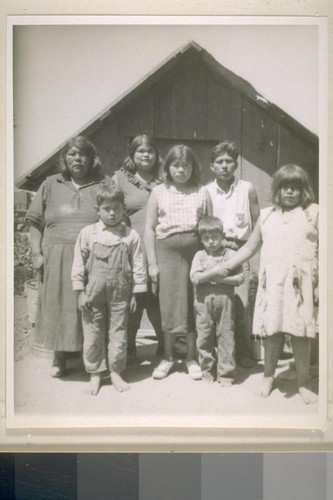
[25,178,49,230]
[128,229,147,293]
[190,251,204,282]
[71,227,91,291]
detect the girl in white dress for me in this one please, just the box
[203,164,319,404]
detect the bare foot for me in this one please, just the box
[299,386,318,404]
[111,372,130,392]
[202,376,215,384]
[90,373,102,396]
[258,376,274,397]
[218,378,233,388]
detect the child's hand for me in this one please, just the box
[213,264,230,278]
[191,274,200,286]
[129,295,137,313]
[223,239,238,250]
[148,264,159,283]
[78,291,91,313]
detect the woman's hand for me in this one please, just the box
[78,291,91,313]
[148,263,159,283]
[129,295,137,313]
[32,253,44,270]
[32,253,44,282]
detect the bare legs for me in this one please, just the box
[261,333,317,404]
[260,333,285,397]
[291,336,317,404]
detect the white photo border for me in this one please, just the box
[2,8,332,451]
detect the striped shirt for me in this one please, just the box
[153,184,207,239]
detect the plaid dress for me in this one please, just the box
[153,184,207,334]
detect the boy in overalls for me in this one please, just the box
[72,187,146,394]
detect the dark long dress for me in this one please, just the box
[26,173,113,351]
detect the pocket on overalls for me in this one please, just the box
[94,246,111,260]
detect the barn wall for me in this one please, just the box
[83,60,318,204]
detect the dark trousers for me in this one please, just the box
[127,289,164,358]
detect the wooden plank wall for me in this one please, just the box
[92,60,318,206]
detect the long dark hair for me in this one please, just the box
[58,135,103,180]
[162,145,201,187]
[121,134,161,177]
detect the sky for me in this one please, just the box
[12,20,320,182]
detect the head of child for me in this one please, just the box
[272,164,314,211]
[122,134,160,176]
[162,145,201,187]
[95,187,125,227]
[210,141,239,184]
[198,216,225,256]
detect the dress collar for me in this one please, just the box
[123,169,161,192]
[56,173,107,190]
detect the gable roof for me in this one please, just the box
[16,40,318,191]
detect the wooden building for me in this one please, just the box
[16,41,319,208]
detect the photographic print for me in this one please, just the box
[8,16,328,435]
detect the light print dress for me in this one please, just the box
[253,204,319,338]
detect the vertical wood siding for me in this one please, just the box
[85,60,318,204]
[170,60,207,140]
[206,73,242,145]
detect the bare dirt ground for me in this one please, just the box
[12,295,320,429]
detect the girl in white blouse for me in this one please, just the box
[145,145,212,380]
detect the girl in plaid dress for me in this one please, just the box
[145,145,212,380]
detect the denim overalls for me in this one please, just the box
[82,228,132,375]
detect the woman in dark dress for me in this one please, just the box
[26,135,113,377]
[112,134,164,361]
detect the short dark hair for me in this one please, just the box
[272,164,314,209]
[96,186,125,207]
[198,215,224,236]
[162,145,201,187]
[58,135,103,180]
[210,141,239,163]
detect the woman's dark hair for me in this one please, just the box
[121,134,161,177]
[272,164,314,209]
[162,145,201,187]
[58,135,103,180]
